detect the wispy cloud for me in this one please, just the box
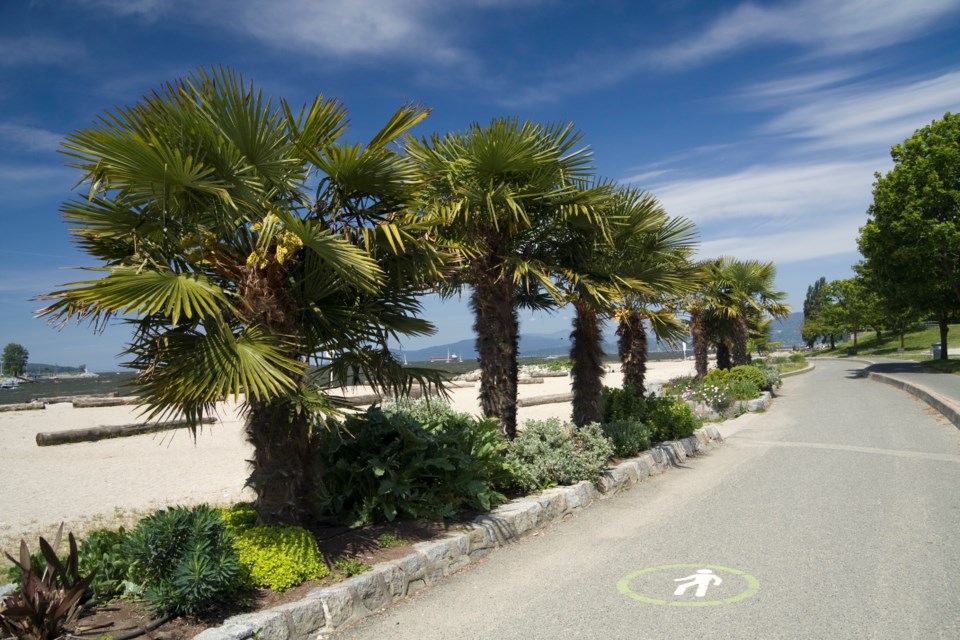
[0,37,86,66]
[697,219,864,264]
[0,123,63,153]
[220,0,464,64]
[651,160,880,224]
[755,70,960,152]
[0,164,72,184]
[656,0,960,68]
[501,0,960,106]
[72,0,169,18]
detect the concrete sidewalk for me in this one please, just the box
[825,356,960,431]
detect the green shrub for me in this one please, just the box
[332,558,371,578]
[646,397,700,442]
[376,533,407,549]
[233,525,328,592]
[77,527,131,599]
[726,378,760,400]
[602,386,649,423]
[124,505,242,616]
[728,365,767,392]
[600,420,652,458]
[754,364,782,391]
[544,359,572,372]
[380,397,460,424]
[311,406,511,525]
[789,352,805,363]
[506,419,613,493]
[702,368,731,387]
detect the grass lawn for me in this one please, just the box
[817,323,960,375]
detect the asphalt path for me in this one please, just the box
[339,359,960,639]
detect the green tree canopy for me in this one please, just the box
[2,343,28,376]
[859,112,960,358]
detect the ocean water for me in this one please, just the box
[0,373,140,405]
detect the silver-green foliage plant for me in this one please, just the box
[506,418,614,492]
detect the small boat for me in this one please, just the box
[0,379,19,390]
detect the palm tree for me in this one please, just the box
[39,68,444,525]
[686,258,789,376]
[685,261,724,379]
[614,212,699,397]
[714,258,790,367]
[406,119,599,439]
[552,186,698,425]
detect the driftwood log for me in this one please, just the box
[339,386,426,407]
[0,402,45,413]
[72,396,141,408]
[517,377,545,384]
[36,416,218,446]
[517,392,573,407]
[34,392,118,405]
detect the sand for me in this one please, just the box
[0,359,697,555]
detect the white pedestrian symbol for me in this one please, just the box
[673,569,722,597]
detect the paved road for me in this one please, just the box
[339,359,960,639]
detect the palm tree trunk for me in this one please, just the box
[245,399,313,525]
[471,266,519,439]
[716,341,732,370]
[571,300,605,427]
[617,311,647,397]
[242,262,312,525]
[690,308,708,379]
[732,315,750,366]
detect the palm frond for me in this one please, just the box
[38,267,231,327]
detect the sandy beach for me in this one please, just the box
[1,359,697,555]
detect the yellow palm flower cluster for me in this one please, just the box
[246,214,302,269]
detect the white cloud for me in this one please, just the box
[657,0,960,68]
[651,160,880,224]
[697,219,864,264]
[73,0,169,18]
[0,123,63,153]
[200,0,466,64]
[757,71,960,151]
[741,68,864,99]
[0,37,86,66]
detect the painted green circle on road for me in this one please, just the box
[618,564,759,607]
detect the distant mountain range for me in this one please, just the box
[399,311,806,363]
[769,312,804,348]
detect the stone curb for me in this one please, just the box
[813,356,960,432]
[780,362,815,378]
[864,370,960,431]
[193,427,726,640]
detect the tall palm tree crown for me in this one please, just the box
[39,68,444,524]
[406,119,600,439]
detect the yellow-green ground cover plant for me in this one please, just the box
[219,503,328,593]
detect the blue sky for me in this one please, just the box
[2,0,959,370]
